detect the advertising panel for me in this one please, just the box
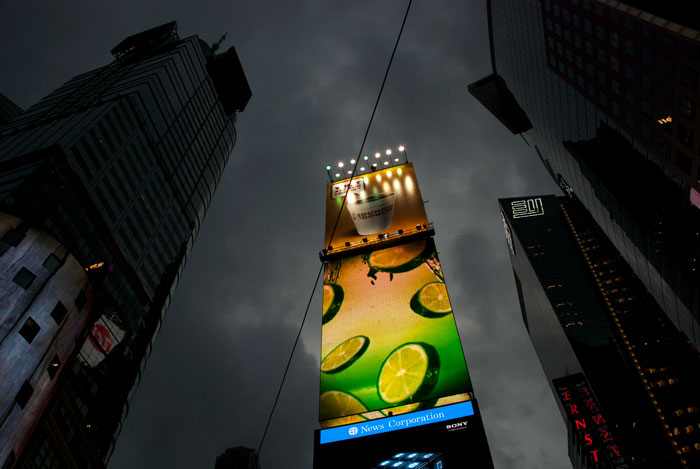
[323,163,429,252]
[313,401,494,468]
[77,315,125,368]
[320,238,473,427]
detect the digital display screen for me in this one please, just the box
[320,238,473,426]
[313,403,494,469]
[323,163,429,251]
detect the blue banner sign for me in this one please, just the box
[319,401,474,444]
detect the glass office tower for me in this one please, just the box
[0,22,251,468]
[471,0,700,354]
[500,195,700,468]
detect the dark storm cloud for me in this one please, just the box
[0,1,572,468]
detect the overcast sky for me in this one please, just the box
[0,1,570,467]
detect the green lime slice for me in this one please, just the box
[367,240,431,273]
[319,391,367,420]
[410,282,452,318]
[377,342,440,405]
[321,335,370,374]
[322,283,344,325]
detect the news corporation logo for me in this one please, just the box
[348,427,358,436]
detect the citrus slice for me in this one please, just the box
[377,342,440,405]
[319,391,367,420]
[321,335,370,374]
[367,240,431,273]
[410,282,452,318]
[322,283,344,325]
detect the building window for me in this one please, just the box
[585,41,593,56]
[598,70,607,85]
[15,380,34,409]
[656,83,673,106]
[625,89,636,106]
[680,96,696,120]
[587,83,596,97]
[659,55,675,78]
[599,92,608,107]
[13,267,36,290]
[641,99,652,117]
[640,123,653,143]
[586,62,594,77]
[682,42,700,59]
[641,47,654,66]
[51,301,68,325]
[609,31,619,48]
[584,18,592,34]
[573,13,580,28]
[680,64,698,90]
[659,31,675,48]
[596,25,605,41]
[640,73,652,93]
[678,124,694,148]
[597,48,606,64]
[624,16,636,31]
[612,101,621,117]
[624,64,636,81]
[611,79,621,95]
[575,34,582,49]
[75,290,87,311]
[42,253,61,275]
[610,55,619,72]
[1,228,24,246]
[625,111,636,129]
[624,38,636,57]
[609,10,619,23]
[19,317,40,344]
[640,24,653,39]
[47,354,61,379]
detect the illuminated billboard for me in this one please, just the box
[323,163,429,253]
[313,401,494,468]
[320,238,472,427]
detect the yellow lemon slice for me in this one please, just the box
[367,240,430,273]
[322,283,344,325]
[321,336,370,373]
[410,282,452,318]
[319,391,367,420]
[377,343,440,405]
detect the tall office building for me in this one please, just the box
[500,194,700,467]
[470,0,700,353]
[0,22,251,468]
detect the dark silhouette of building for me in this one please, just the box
[500,195,700,467]
[0,21,250,468]
[471,0,700,356]
[215,447,260,469]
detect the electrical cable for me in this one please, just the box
[326,0,413,250]
[257,264,323,458]
[257,0,413,460]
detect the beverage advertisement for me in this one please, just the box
[320,238,473,427]
[323,163,429,251]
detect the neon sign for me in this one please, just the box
[511,198,544,218]
[554,374,626,467]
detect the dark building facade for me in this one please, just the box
[471,0,700,354]
[0,22,250,467]
[500,195,700,467]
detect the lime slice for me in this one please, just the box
[321,336,370,373]
[367,240,431,273]
[410,282,452,318]
[319,391,367,420]
[322,283,344,325]
[377,342,440,405]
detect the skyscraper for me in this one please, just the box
[470,0,700,352]
[500,194,700,467]
[0,21,251,468]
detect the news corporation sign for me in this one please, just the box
[319,401,474,444]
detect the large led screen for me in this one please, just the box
[313,401,494,468]
[320,238,472,427]
[323,163,429,251]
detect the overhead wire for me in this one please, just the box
[257,0,413,461]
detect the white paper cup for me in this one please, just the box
[347,192,396,235]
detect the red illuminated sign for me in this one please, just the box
[554,374,626,467]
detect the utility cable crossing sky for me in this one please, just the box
[256,0,413,460]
